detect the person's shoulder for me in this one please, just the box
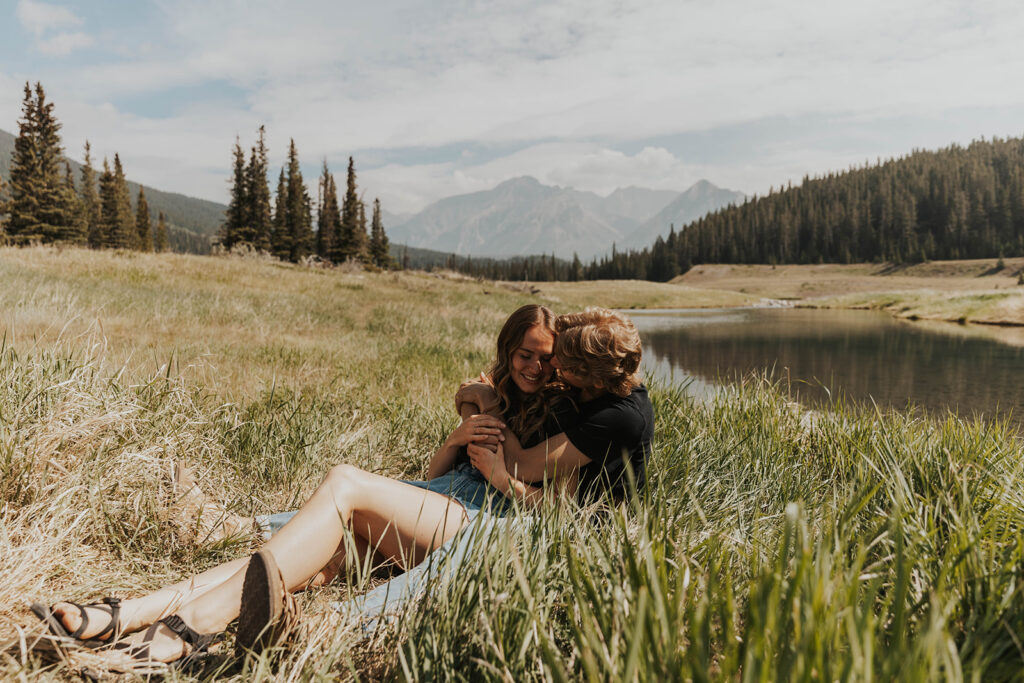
[614,384,652,414]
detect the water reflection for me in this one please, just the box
[632,308,1024,424]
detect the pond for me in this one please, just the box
[631,307,1024,426]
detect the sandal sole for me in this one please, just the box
[235,550,284,658]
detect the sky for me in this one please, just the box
[2,0,1024,215]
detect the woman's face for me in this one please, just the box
[510,324,555,394]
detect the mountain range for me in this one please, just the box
[386,177,745,260]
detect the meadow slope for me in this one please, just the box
[2,247,1023,681]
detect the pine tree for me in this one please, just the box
[80,142,102,247]
[247,126,272,251]
[271,168,290,260]
[316,161,341,260]
[337,157,366,262]
[97,159,117,248]
[368,198,390,267]
[570,253,583,281]
[221,137,248,249]
[155,211,169,252]
[357,199,369,263]
[99,155,134,249]
[62,161,86,244]
[283,139,313,262]
[112,154,136,249]
[7,82,75,243]
[136,186,153,251]
[0,174,10,241]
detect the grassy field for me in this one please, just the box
[3,246,1024,681]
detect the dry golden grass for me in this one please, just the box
[674,258,1024,325]
[523,277,755,309]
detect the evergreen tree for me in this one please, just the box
[155,211,169,252]
[62,161,86,244]
[97,159,117,248]
[79,142,102,247]
[283,139,313,262]
[136,186,153,251]
[369,198,390,267]
[357,199,369,263]
[0,174,10,241]
[247,126,272,251]
[337,157,366,262]
[316,161,341,260]
[7,82,76,243]
[221,137,248,249]
[112,154,136,249]
[271,168,290,260]
[99,156,134,249]
[570,252,583,281]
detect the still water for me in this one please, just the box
[632,307,1024,424]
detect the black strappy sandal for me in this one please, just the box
[31,597,122,648]
[118,614,224,670]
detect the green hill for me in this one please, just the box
[668,136,1024,267]
[1,127,224,252]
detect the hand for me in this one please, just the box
[468,441,508,485]
[455,378,501,417]
[447,414,506,450]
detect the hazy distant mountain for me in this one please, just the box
[621,180,746,249]
[602,187,680,224]
[387,177,619,259]
[387,176,740,260]
[0,127,226,244]
[381,208,412,229]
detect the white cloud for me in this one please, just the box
[16,0,93,56]
[7,0,1024,213]
[16,0,82,36]
[38,31,94,56]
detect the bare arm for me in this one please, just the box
[426,414,505,479]
[426,379,503,480]
[467,442,579,508]
[500,430,592,483]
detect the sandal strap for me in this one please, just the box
[160,614,222,650]
[94,598,121,641]
[122,615,223,663]
[66,599,119,641]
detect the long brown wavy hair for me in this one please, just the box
[487,304,563,444]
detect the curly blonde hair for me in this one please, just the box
[555,308,642,397]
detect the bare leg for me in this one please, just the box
[89,465,469,662]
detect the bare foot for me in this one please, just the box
[50,601,121,641]
[170,461,253,543]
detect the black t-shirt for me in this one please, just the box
[566,385,653,503]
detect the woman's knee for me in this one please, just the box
[324,464,369,501]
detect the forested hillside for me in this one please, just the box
[1,127,223,251]
[672,136,1024,268]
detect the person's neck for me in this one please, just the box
[580,387,606,402]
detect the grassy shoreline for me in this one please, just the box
[3,246,1024,680]
[674,259,1024,330]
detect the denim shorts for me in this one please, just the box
[255,462,508,539]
